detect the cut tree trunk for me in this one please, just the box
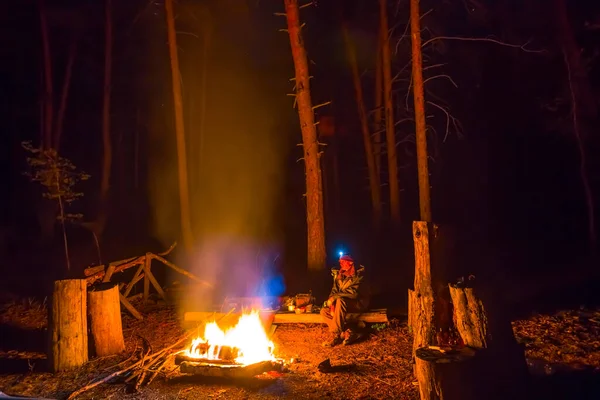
[165,0,194,254]
[448,285,489,348]
[50,279,88,372]
[88,283,125,357]
[379,0,400,222]
[410,0,432,222]
[284,0,326,271]
[341,19,382,225]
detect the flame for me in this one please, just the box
[184,310,275,365]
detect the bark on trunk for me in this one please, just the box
[379,0,400,222]
[50,279,88,372]
[165,0,194,253]
[54,34,77,151]
[410,0,432,222]
[448,286,489,348]
[341,21,382,225]
[284,0,326,271]
[39,0,53,149]
[99,0,113,235]
[554,0,596,248]
[373,29,383,179]
[88,283,125,357]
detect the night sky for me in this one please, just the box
[0,0,599,304]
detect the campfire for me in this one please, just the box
[185,310,275,365]
[176,310,284,378]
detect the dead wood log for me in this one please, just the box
[50,279,88,372]
[67,328,194,399]
[84,242,177,283]
[150,253,213,288]
[88,283,125,356]
[448,285,489,348]
[119,292,143,320]
[179,360,282,378]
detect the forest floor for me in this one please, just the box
[0,298,599,400]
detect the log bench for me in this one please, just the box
[183,308,388,326]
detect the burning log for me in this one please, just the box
[50,279,88,372]
[88,283,125,356]
[178,360,283,379]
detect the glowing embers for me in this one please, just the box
[184,310,275,366]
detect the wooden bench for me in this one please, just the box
[182,309,388,325]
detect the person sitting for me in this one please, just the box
[320,254,367,347]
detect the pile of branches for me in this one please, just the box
[67,331,194,399]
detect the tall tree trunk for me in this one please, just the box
[341,21,382,225]
[165,0,194,253]
[410,0,432,222]
[284,0,326,271]
[379,0,400,222]
[100,0,113,232]
[554,0,596,248]
[39,0,53,149]
[198,24,211,186]
[54,34,77,151]
[374,28,383,179]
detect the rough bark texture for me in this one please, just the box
[98,0,113,236]
[284,0,326,271]
[39,0,53,149]
[165,0,194,253]
[88,283,125,357]
[50,279,88,372]
[448,286,489,348]
[554,0,596,248]
[379,0,400,222]
[341,21,382,224]
[373,28,383,179]
[410,0,432,222]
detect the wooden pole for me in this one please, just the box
[88,283,125,357]
[50,279,88,372]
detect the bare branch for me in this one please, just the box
[274,12,287,17]
[312,101,331,110]
[423,74,458,88]
[426,101,463,142]
[176,31,199,38]
[423,63,446,71]
[299,1,316,9]
[422,36,545,53]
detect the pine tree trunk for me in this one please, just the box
[284,0,326,271]
[554,0,596,248]
[341,21,382,225]
[39,0,53,149]
[373,29,383,180]
[88,283,125,357]
[50,279,88,372]
[410,0,432,222]
[98,0,113,235]
[54,34,77,151]
[165,0,194,253]
[379,0,400,222]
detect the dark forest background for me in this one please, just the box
[1,0,599,313]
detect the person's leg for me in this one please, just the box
[320,304,336,333]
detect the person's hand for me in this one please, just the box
[326,297,334,307]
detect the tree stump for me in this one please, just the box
[449,283,528,400]
[88,283,125,357]
[448,286,490,348]
[415,346,478,400]
[50,279,88,372]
